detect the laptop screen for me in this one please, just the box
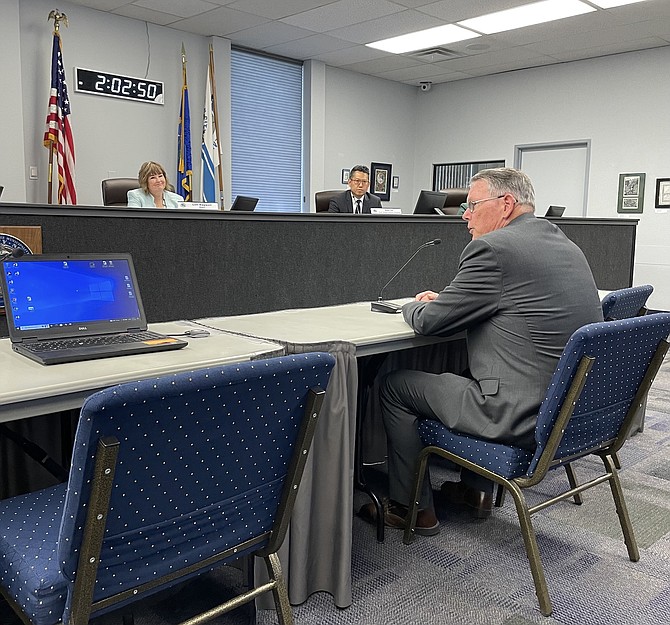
[2,253,148,340]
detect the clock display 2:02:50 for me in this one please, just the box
[75,68,164,104]
[94,74,159,100]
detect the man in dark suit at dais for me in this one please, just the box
[359,167,603,536]
[328,164,382,213]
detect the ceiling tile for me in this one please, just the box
[170,6,269,36]
[133,0,220,19]
[416,0,531,23]
[312,45,389,66]
[263,33,354,58]
[377,62,466,81]
[226,0,340,20]
[281,0,405,33]
[228,22,317,50]
[547,37,669,63]
[342,54,424,75]
[327,9,444,44]
[112,5,181,25]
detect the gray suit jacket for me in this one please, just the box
[327,190,382,213]
[402,213,603,449]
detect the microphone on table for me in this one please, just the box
[371,239,442,313]
[0,248,25,262]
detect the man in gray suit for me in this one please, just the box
[359,168,603,536]
[328,165,382,213]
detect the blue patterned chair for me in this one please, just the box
[601,284,654,448]
[601,284,653,320]
[403,314,670,616]
[0,352,335,625]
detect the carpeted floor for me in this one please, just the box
[3,355,670,625]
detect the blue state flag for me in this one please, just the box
[177,56,192,202]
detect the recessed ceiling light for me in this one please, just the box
[458,0,596,35]
[588,0,651,7]
[366,24,480,54]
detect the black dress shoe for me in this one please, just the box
[440,480,493,520]
[358,499,440,536]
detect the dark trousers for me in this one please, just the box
[381,369,493,509]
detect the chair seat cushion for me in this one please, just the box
[418,420,534,479]
[0,483,68,625]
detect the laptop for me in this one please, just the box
[1,253,187,365]
[230,195,259,211]
[545,205,566,217]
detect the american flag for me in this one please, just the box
[43,31,77,205]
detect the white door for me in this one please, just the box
[515,141,590,216]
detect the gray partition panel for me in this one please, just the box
[0,204,637,332]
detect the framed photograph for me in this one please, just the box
[370,162,392,201]
[341,169,350,185]
[392,176,399,189]
[617,173,645,214]
[655,178,670,208]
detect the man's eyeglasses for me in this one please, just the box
[349,178,369,186]
[465,195,505,213]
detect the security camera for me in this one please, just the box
[419,81,432,92]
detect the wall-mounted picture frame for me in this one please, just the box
[617,172,645,213]
[655,178,670,208]
[370,162,392,201]
[392,176,399,189]
[341,169,350,185]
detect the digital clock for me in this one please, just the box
[74,67,164,104]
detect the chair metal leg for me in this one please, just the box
[265,552,293,625]
[403,448,431,545]
[494,483,505,507]
[612,452,622,470]
[602,455,639,562]
[564,463,583,505]
[507,482,553,617]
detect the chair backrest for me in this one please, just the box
[601,284,654,320]
[440,188,468,214]
[315,190,341,212]
[58,352,334,619]
[527,313,670,478]
[101,178,139,206]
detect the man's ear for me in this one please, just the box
[502,193,516,216]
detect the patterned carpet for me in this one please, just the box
[3,356,670,625]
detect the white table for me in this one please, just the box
[0,320,284,423]
[194,301,465,608]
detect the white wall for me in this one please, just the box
[323,67,418,211]
[412,48,670,310]
[1,0,27,202]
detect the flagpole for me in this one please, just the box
[178,43,192,202]
[208,45,225,210]
[46,9,67,205]
[178,43,186,197]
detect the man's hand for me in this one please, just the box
[415,291,438,302]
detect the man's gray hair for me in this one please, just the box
[470,167,535,210]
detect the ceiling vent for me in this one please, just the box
[409,47,460,63]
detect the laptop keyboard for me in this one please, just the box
[23,331,164,353]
